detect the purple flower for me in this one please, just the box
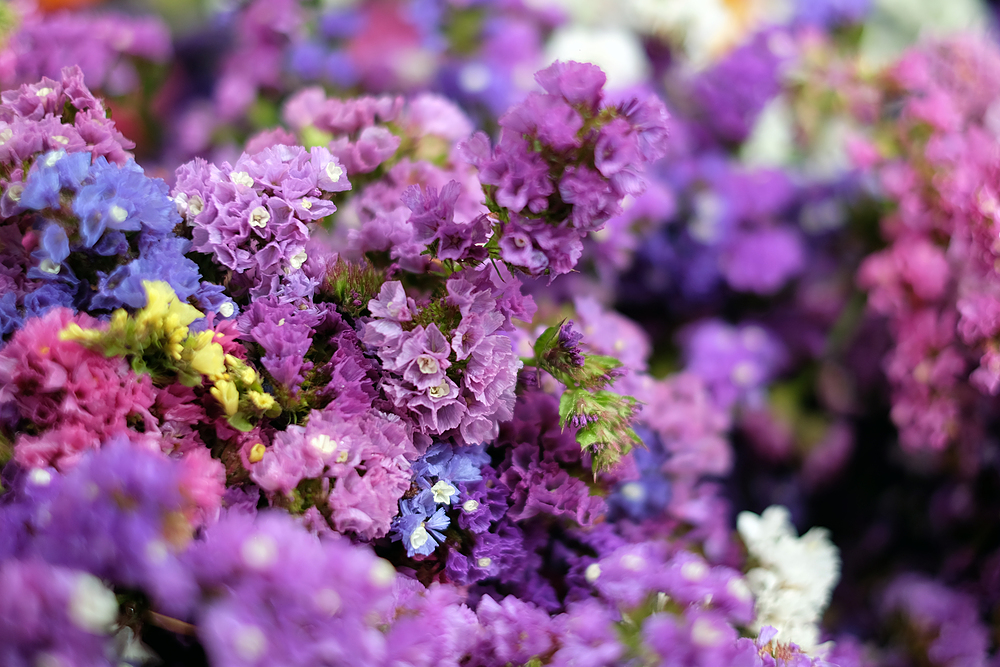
[0,559,119,665]
[720,227,805,295]
[3,436,200,617]
[499,92,583,152]
[473,595,555,665]
[559,165,623,231]
[191,511,397,667]
[642,609,741,667]
[388,325,453,391]
[535,60,607,112]
[479,135,554,214]
[549,599,623,667]
[403,181,464,244]
[683,320,786,410]
[368,280,416,322]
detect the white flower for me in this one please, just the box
[737,505,840,653]
[68,573,119,634]
[431,480,458,504]
[624,0,793,68]
[544,25,651,90]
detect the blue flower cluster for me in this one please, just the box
[390,442,490,557]
[1,150,234,332]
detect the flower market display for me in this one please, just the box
[4,0,1000,665]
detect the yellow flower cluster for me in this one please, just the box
[60,281,277,423]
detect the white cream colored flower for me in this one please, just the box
[859,0,988,68]
[737,505,840,654]
[624,0,793,68]
[68,573,119,634]
[544,25,651,90]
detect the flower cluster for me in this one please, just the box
[12,0,1000,664]
[856,38,1000,451]
[173,143,351,302]
[280,88,488,272]
[462,60,670,279]
[363,273,522,444]
[0,3,171,97]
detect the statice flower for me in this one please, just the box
[0,137,223,322]
[0,308,156,470]
[250,401,418,540]
[392,503,451,558]
[683,319,787,410]
[469,595,555,666]
[642,608,742,667]
[364,274,521,443]
[2,436,202,617]
[173,143,349,300]
[855,37,1000,451]
[282,89,488,272]
[548,598,624,667]
[0,5,171,96]
[880,574,990,667]
[738,505,841,653]
[0,66,134,169]
[238,297,323,392]
[587,541,754,624]
[736,625,845,666]
[461,60,669,279]
[0,559,119,667]
[390,441,489,560]
[382,583,479,667]
[691,29,791,145]
[211,0,303,123]
[186,511,398,667]
[496,389,606,526]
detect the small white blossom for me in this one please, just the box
[68,573,118,634]
[431,480,458,504]
[230,171,254,188]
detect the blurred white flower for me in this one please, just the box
[737,505,840,654]
[859,0,989,68]
[68,573,119,634]
[625,0,793,68]
[544,24,651,90]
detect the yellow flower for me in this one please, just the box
[188,330,226,378]
[59,322,101,345]
[210,379,240,416]
[138,281,202,340]
[248,443,266,464]
[247,390,276,412]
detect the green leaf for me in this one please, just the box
[227,412,255,433]
[533,323,562,361]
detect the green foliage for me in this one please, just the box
[320,257,386,319]
[528,322,644,474]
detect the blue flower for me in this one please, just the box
[92,236,201,310]
[194,282,238,319]
[391,503,450,558]
[28,222,70,280]
[411,442,489,482]
[73,158,181,248]
[24,283,75,318]
[21,150,90,211]
[0,292,21,337]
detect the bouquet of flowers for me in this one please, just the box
[2,0,1000,666]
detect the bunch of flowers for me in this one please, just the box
[855,38,1000,453]
[0,52,860,665]
[10,0,1000,665]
